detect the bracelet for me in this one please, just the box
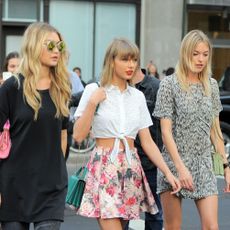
[223,163,229,169]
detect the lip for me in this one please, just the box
[126,70,133,76]
[51,57,58,61]
[196,64,203,68]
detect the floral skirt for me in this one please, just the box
[77,146,158,220]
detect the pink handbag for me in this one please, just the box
[0,120,11,159]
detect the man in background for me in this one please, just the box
[73,66,86,87]
[126,67,163,230]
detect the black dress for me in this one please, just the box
[0,75,68,222]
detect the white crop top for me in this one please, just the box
[74,82,152,165]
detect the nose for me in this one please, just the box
[128,59,135,68]
[198,54,205,62]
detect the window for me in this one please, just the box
[187,6,230,80]
[2,0,42,22]
[49,0,137,83]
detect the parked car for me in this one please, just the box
[220,92,230,162]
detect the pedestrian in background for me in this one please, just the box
[65,70,84,161]
[146,61,160,79]
[73,38,180,230]
[0,51,20,85]
[131,67,163,229]
[73,66,86,87]
[153,29,230,230]
[0,22,71,230]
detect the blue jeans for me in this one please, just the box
[1,221,61,230]
[125,168,163,230]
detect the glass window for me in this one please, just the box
[49,0,94,83]
[5,35,22,56]
[187,7,230,40]
[187,6,230,80]
[3,0,39,21]
[94,2,136,79]
[49,0,136,83]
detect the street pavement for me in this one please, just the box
[63,151,230,230]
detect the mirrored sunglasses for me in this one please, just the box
[43,40,65,52]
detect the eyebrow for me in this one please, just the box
[193,50,209,53]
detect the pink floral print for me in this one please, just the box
[77,147,158,220]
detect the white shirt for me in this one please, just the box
[74,82,152,164]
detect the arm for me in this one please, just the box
[160,118,194,191]
[73,86,106,143]
[139,127,181,193]
[210,117,230,192]
[61,129,67,157]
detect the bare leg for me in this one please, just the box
[195,195,218,230]
[160,191,182,230]
[97,218,123,230]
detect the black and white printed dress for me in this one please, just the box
[153,74,222,199]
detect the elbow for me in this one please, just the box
[73,132,84,144]
[161,129,171,144]
[73,121,85,143]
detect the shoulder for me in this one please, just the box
[85,82,99,91]
[144,75,160,88]
[158,74,176,91]
[0,75,20,91]
[161,74,175,85]
[210,77,220,95]
[210,77,218,87]
[129,85,146,100]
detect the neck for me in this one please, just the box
[187,71,200,83]
[37,66,51,90]
[111,78,127,92]
[40,66,51,80]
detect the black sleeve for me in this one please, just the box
[62,116,69,130]
[69,91,83,107]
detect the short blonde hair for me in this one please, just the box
[100,38,139,87]
[175,30,212,95]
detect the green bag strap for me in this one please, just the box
[75,166,88,180]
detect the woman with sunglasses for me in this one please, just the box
[0,22,71,230]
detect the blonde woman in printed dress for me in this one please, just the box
[153,30,230,230]
[73,38,181,230]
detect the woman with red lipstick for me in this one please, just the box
[0,22,71,230]
[154,30,230,230]
[73,38,181,230]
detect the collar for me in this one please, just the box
[136,75,149,89]
[106,84,132,94]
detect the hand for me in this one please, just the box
[177,164,194,191]
[165,172,181,194]
[223,167,230,193]
[89,87,106,106]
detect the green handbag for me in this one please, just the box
[212,150,224,176]
[66,166,88,209]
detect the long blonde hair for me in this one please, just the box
[100,38,140,87]
[175,30,212,96]
[18,22,71,120]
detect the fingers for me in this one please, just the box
[180,179,194,191]
[170,179,181,194]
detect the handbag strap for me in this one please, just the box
[75,166,88,180]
